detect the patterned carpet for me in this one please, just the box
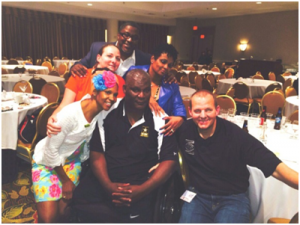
[2,163,37,223]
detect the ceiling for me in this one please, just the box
[2,1,298,26]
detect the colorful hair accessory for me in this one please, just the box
[92,71,116,91]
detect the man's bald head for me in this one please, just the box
[125,69,150,85]
[189,90,218,109]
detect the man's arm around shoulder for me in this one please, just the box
[272,162,298,189]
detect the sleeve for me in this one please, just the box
[72,42,95,69]
[90,122,104,153]
[43,111,75,167]
[116,75,125,98]
[171,84,187,118]
[159,134,179,162]
[239,129,282,177]
[64,75,80,94]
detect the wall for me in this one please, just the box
[175,10,298,67]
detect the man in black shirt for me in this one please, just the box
[73,69,178,222]
[177,90,298,223]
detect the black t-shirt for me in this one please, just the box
[90,99,178,185]
[177,117,281,195]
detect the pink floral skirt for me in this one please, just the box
[32,143,84,203]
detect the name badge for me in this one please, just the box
[180,190,197,203]
[140,126,149,138]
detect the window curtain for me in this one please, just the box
[2,6,106,62]
[118,21,169,55]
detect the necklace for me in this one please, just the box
[154,85,160,99]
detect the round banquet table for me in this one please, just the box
[2,74,65,95]
[228,115,299,223]
[182,70,220,77]
[285,96,299,117]
[179,86,196,98]
[1,92,48,150]
[2,65,49,74]
[2,60,25,65]
[53,59,78,70]
[284,75,298,82]
[216,78,282,98]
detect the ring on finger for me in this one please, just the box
[171,129,174,133]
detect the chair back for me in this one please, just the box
[282,72,292,77]
[176,71,186,83]
[42,61,53,72]
[290,212,298,223]
[62,57,69,60]
[188,72,198,85]
[283,78,293,93]
[216,95,236,111]
[226,87,235,97]
[202,79,213,92]
[182,97,191,118]
[40,83,60,103]
[48,70,60,76]
[13,66,26,74]
[276,75,286,86]
[36,59,42,66]
[285,86,297,97]
[7,59,19,65]
[218,74,226,80]
[186,66,195,71]
[288,110,299,123]
[2,68,8,74]
[274,88,284,96]
[211,65,220,72]
[43,56,51,62]
[252,74,264,80]
[232,82,249,99]
[265,82,282,94]
[62,71,70,83]
[15,57,23,60]
[53,56,60,61]
[13,80,33,93]
[22,61,33,65]
[29,77,47,94]
[225,68,235,78]
[261,91,285,115]
[194,75,203,90]
[58,62,68,75]
[180,75,190,87]
[206,74,216,88]
[268,72,276,81]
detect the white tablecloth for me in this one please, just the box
[1,93,48,150]
[53,59,78,70]
[217,78,282,98]
[284,75,298,82]
[182,70,220,76]
[2,60,25,65]
[285,96,299,117]
[2,65,49,75]
[2,74,65,95]
[179,86,196,98]
[232,116,298,222]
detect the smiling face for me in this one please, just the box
[95,85,118,111]
[96,45,121,72]
[189,93,220,133]
[150,53,174,77]
[123,71,151,111]
[117,25,139,56]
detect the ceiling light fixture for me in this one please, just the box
[212,8,217,10]
[87,3,92,6]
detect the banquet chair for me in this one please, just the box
[42,61,53,72]
[261,91,285,116]
[62,56,69,60]
[216,95,236,111]
[288,110,298,123]
[267,212,298,223]
[53,56,60,61]
[206,73,216,88]
[15,57,23,60]
[40,82,60,103]
[13,66,26,74]
[43,56,51,62]
[48,70,60,76]
[273,87,284,96]
[25,56,33,62]
[276,75,286,86]
[202,78,213,92]
[176,71,186,83]
[182,97,191,118]
[211,65,220,72]
[224,68,235,78]
[58,62,69,76]
[282,72,292,77]
[29,77,47,94]
[252,74,264,80]
[62,71,70,83]
[268,72,276,81]
[232,82,253,114]
[2,68,8,74]
[255,71,262,75]
[194,75,204,90]
[16,102,59,163]
[188,71,198,88]
[265,82,282,94]
[285,86,297,97]
[283,78,293,93]
[7,59,19,65]
[186,66,195,71]
[22,61,33,65]
[35,59,42,66]
[13,80,33,93]
[180,75,190,87]
[192,62,199,70]
[226,87,235,98]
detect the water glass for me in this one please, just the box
[291,120,299,139]
[219,109,228,120]
[266,113,273,128]
[228,108,236,122]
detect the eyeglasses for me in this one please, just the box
[119,32,139,41]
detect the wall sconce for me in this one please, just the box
[239,43,248,51]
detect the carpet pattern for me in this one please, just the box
[2,168,37,223]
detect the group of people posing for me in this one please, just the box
[32,21,298,223]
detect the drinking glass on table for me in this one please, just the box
[228,108,236,122]
[250,113,259,128]
[266,113,273,128]
[219,109,228,120]
[291,120,299,139]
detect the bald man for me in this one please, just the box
[72,69,178,223]
[176,90,298,223]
